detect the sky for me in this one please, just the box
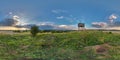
[0,0,120,30]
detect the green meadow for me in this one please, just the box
[0,31,120,60]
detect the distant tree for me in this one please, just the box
[108,32,112,34]
[30,25,39,37]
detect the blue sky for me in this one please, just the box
[0,0,120,29]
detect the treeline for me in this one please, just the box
[13,30,75,33]
[39,30,74,33]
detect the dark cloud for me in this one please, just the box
[0,18,18,26]
[109,21,120,27]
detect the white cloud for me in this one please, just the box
[57,25,77,30]
[56,16,64,19]
[9,12,13,15]
[109,14,117,20]
[12,15,28,25]
[38,22,54,25]
[52,9,67,14]
[13,15,20,20]
[92,22,107,28]
[109,14,118,23]
[52,10,59,14]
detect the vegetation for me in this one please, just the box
[0,31,120,60]
[30,25,39,37]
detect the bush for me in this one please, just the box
[108,32,112,34]
[30,25,39,37]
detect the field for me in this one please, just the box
[0,31,120,60]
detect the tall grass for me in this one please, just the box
[0,31,119,60]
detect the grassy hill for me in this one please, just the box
[0,31,120,60]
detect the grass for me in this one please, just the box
[0,31,120,60]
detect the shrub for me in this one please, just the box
[108,32,112,34]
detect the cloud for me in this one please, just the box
[0,12,30,26]
[92,22,107,28]
[108,14,118,23]
[91,14,120,28]
[0,14,28,26]
[0,18,18,26]
[38,22,54,25]
[91,21,120,29]
[9,12,13,15]
[13,15,20,20]
[0,15,20,26]
[107,14,120,27]
[108,21,120,27]
[113,21,120,26]
[92,22,120,30]
[52,9,67,14]
[56,16,64,19]
[36,22,77,30]
[56,25,77,30]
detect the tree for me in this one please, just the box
[30,25,39,37]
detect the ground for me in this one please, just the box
[0,31,120,60]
